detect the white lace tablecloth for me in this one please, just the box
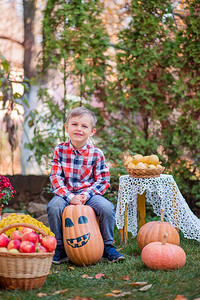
[116,174,200,242]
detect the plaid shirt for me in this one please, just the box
[50,141,110,202]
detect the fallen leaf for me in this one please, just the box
[122,275,130,281]
[95,273,105,279]
[81,274,93,279]
[7,285,17,290]
[174,295,189,300]
[116,247,123,252]
[48,270,53,275]
[117,292,132,297]
[37,293,48,297]
[52,288,68,295]
[105,293,115,297]
[139,284,152,292]
[111,290,122,294]
[69,266,75,270]
[130,281,148,287]
[105,292,131,297]
[69,297,93,300]
[81,274,89,278]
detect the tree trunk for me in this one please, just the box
[23,0,37,79]
[21,0,46,174]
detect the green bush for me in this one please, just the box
[23,0,200,214]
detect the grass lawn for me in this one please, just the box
[0,231,199,300]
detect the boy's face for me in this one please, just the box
[64,115,96,149]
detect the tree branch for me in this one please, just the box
[0,35,24,47]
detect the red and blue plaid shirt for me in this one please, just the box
[50,141,110,202]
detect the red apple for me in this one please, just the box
[10,230,23,241]
[19,241,36,253]
[7,239,21,250]
[41,236,57,252]
[22,232,39,244]
[0,233,10,247]
[2,233,10,242]
[20,227,35,234]
[35,244,47,253]
[0,247,8,252]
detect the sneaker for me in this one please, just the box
[103,245,125,263]
[53,246,69,264]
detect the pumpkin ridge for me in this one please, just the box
[158,222,165,241]
[72,207,83,265]
[150,221,160,243]
[75,206,91,266]
[142,223,152,246]
[145,222,157,246]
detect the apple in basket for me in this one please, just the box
[38,234,43,243]
[41,236,57,252]
[8,249,20,253]
[10,230,23,241]
[7,239,21,250]
[0,247,8,252]
[19,241,36,253]
[0,233,10,247]
[35,244,47,253]
[20,227,35,234]
[22,231,39,244]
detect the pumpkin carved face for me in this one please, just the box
[65,215,91,248]
[62,205,104,266]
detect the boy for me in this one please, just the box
[47,107,125,264]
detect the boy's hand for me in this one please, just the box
[80,194,87,204]
[70,194,87,205]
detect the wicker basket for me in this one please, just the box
[0,223,54,290]
[125,166,165,178]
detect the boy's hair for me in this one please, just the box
[66,107,97,128]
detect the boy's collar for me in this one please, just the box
[68,140,88,154]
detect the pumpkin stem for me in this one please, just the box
[162,233,168,245]
[160,209,164,222]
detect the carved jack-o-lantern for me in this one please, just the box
[62,205,104,266]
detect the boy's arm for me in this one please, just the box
[81,152,110,200]
[50,147,74,203]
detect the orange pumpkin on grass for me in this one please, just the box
[141,233,186,270]
[62,205,104,266]
[137,209,180,251]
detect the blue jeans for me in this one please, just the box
[47,194,115,247]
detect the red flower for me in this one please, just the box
[0,175,16,205]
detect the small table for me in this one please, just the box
[116,174,200,244]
